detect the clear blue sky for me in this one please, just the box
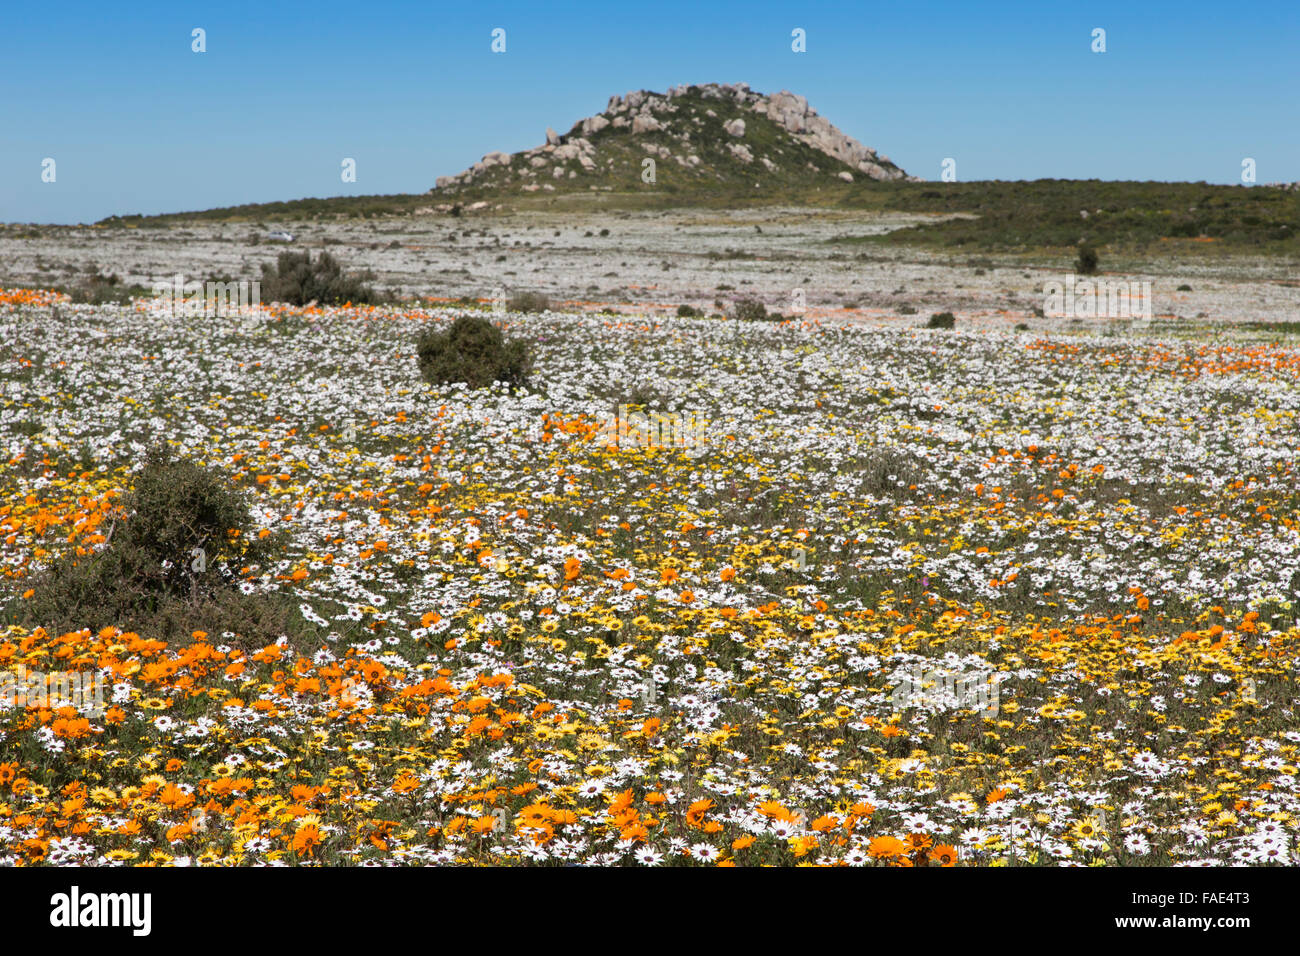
[3,0,1297,223]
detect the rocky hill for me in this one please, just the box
[433,82,921,198]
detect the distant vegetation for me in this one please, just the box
[506,291,551,314]
[83,177,1298,261]
[23,270,152,305]
[1075,241,1099,275]
[260,250,376,306]
[96,193,433,225]
[730,297,768,322]
[848,179,1299,257]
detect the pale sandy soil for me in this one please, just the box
[2,207,1297,333]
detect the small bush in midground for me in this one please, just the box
[926,312,956,329]
[507,291,551,313]
[1075,242,1099,276]
[8,446,296,647]
[676,304,700,318]
[260,250,376,305]
[416,315,531,390]
[731,297,768,321]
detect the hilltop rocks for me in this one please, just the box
[754,90,902,180]
[581,114,609,136]
[631,113,662,135]
[432,82,921,192]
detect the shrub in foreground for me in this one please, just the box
[8,447,292,646]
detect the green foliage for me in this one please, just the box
[121,448,262,576]
[676,304,700,317]
[854,179,1300,255]
[96,193,436,225]
[416,315,531,390]
[260,250,376,305]
[926,312,956,329]
[1075,242,1099,275]
[731,297,767,321]
[7,447,290,646]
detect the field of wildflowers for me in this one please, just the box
[3,287,1299,867]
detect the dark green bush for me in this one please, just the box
[926,312,956,329]
[676,304,700,318]
[121,448,263,580]
[260,250,376,305]
[731,297,767,321]
[1075,242,1099,276]
[416,315,531,389]
[8,446,290,646]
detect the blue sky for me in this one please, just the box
[3,0,1297,223]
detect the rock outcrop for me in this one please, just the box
[434,82,920,192]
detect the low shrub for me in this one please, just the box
[8,446,290,647]
[260,250,376,305]
[507,290,551,313]
[416,315,531,389]
[1075,242,1099,276]
[731,297,767,322]
[926,312,956,329]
